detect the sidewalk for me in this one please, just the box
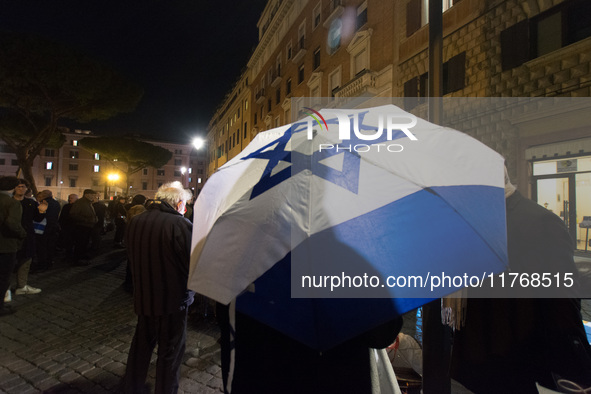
[0,236,223,394]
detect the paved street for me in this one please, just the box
[2,233,590,394]
[0,237,223,394]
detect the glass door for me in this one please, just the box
[576,173,591,251]
[532,156,591,250]
[534,175,577,245]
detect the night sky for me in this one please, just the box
[0,0,267,143]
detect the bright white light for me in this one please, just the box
[180,166,187,174]
[193,137,205,150]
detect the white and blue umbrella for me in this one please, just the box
[189,104,508,350]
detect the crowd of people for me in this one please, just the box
[0,176,195,319]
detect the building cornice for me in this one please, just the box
[248,0,296,68]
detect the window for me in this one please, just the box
[174,159,182,166]
[407,0,457,37]
[174,170,182,177]
[0,158,4,165]
[405,52,466,108]
[45,177,52,187]
[188,168,192,174]
[198,178,202,184]
[94,165,100,173]
[143,168,148,175]
[268,98,272,112]
[72,140,78,146]
[328,19,342,54]
[197,169,204,175]
[70,178,77,187]
[11,159,18,166]
[286,41,292,60]
[313,48,321,69]
[286,78,292,95]
[157,169,165,176]
[44,149,55,157]
[313,3,322,29]
[276,88,281,104]
[174,149,183,154]
[298,22,306,50]
[158,182,163,188]
[244,122,248,139]
[46,162,53,170]
[356,1,368,30]
[70,150,79,159]
[298,65,305,84]
[353,49,368,75]
[501,1,591,70]
[244,99,249,111]
[69,164,78,171]
[404,77,419,110]
[92,179,99,187]
[443,52,466,94]
[328,67,342,97]
[142,182,148,190]
[94,153,100,160]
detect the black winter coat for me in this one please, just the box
[125,200,194,316]
[451,191,591,393]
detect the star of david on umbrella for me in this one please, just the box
[242,111,404,200]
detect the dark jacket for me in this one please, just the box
[220,303,402,394]
[0,192,26,253]
[58,203,74,229]
[69,197,97,228]
[125,200,194,316]
[43,197,61,234]
[451,191,591,393]
[17,197,46,260]
[92,201,107,229]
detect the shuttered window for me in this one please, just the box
[500,19,530,71]
[406,0,422,37]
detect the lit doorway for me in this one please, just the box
[532,157,591,250]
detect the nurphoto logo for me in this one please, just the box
[304,109,419,153]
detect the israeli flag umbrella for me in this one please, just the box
[189,104,508,351]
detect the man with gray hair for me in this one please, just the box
[122,181,194,394]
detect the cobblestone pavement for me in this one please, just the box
[0,238,223,394]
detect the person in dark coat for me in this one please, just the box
[0,176,27,316]
[217,302,402,394]
[450,171,591,393]
[113,196,127,248]
[69,189,98,266]
[122,182,194,394]
[13,181,46,293]
[34,190,59,271]
[57,193,78,257]
[122,194,147,292]
[91,199,107,252]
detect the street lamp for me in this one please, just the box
[193,137,205,150]
[107,173,120,199]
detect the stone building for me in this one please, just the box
[207,72,252,175]
[0,130,207,202]
[208,0,591,249]
[398,0,591,247]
